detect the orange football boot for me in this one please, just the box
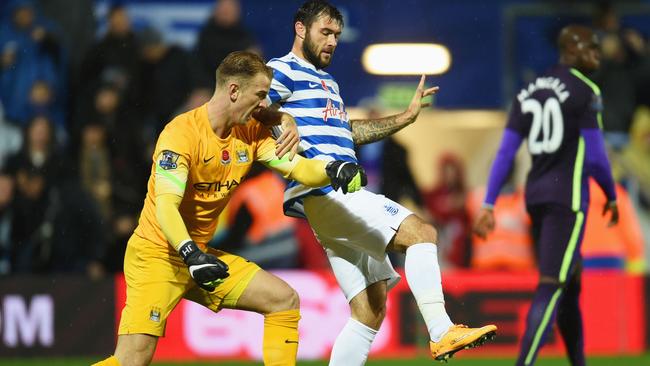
[429,324,497,362]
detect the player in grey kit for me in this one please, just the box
[473,25,619,366]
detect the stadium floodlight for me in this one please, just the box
[362,43,451,75]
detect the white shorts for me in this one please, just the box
[303,189,412,301]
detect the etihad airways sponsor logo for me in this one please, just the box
[193,179,241,192]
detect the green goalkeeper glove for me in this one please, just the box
[326,161,368,194]
[179,241,229,291]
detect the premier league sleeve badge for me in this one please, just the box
[159,150,180,170]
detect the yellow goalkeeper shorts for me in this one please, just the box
[118,234,261,337]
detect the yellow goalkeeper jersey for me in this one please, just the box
[134,104,278,251]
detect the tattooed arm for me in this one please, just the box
[350,75,439,145]
[350,112,415,145]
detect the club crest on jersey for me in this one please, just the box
[590,94,603,112]
[383,203,399,216]
[221,150,231,165]
[321,80,329,92]
[322,99,347,122]
[159,150,179,170]
[149,307,161,322]
[236,149,249,164]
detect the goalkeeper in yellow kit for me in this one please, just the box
[94,51,366,366]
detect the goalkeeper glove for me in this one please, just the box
[178,241,229,291]
[326,161,368,194]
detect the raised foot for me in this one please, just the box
[429,324,497,363]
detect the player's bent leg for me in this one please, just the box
[392,215,452,342]
[349,280,387,329]
[329,281,387,366]
[516,277,565,366]
[234,268,299,313]
[390,215,497,361]
[388,214,438,252]
[109,333,158,366]
[234,269,300,366]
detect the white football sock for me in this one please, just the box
[328,318,377,366]
[405,243,454,342]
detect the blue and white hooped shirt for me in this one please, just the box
[266,52,356,218]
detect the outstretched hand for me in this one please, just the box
[403,75,440,122]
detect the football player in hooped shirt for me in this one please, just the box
[474,25,619,366]
[266,1,496,364]
[93,51,367,366]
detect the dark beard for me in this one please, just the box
[302,34,329,69]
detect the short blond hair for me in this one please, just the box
[215,51,273,88]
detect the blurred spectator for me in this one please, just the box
[4,116,61,273]
[422,153,471,268]
[212,163,299,269]
[74,82,147,272]
[620,106,650,208]
[381,138,423,211]
[75,80,148,212]
[466,170,534,270]
[137,26,202,135]
[0,173,14,275]
[92,82,126,133]
[7,164,51,273]
[0,102,22,171]
[102,210,136,273]
[581,180,645,273]
[79,120,112,220]
[0,0,64,127]
[75,5,150,208]
[7,115,61,176]
[79,5,141,108]
[624,29,650,108]
[4,115,107,276]
[75,81,131,157]
[27,79,65,137]
[592,3,649,150]
[194,0,259,89]
[36,0,94,83]
[48,162,108,279]
[76,115,142,274]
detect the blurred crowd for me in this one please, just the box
[0,0,260,277]
[0,0,648,278]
